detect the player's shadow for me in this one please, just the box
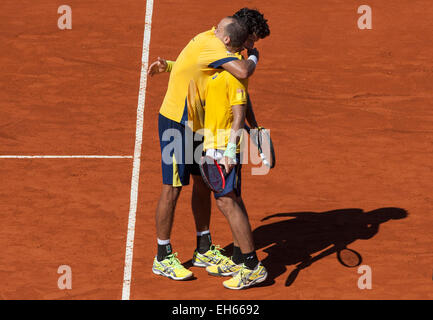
[222,207,408,287]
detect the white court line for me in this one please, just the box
[0,155,132,159]
[121,0,154,300]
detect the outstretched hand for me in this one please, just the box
[148,57,168,77]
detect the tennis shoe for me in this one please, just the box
[192,244,229,267]
[152,253,193,280]
[206,257,242,277]
[223,262,267,290]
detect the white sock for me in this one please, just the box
[157,238,170,245]
[196,230,210,237]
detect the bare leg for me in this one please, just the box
[231,196,250,248]
[155,184,182,240]
[216,192,254,254]
[236,196,248,218]
[191,174,211,232]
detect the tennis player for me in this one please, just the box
[149,9,269,281]
[201,68,268,289]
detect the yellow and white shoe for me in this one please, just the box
[223,262,268,290]
[205,257,243,277]
[152,253,193,281]
[192,244,230,267]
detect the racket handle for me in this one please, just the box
[260,153,270,167]
[244,124,251,134]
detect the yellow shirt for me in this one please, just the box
[203,71,248,152]
[159,28,242,130]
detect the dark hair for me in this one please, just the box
[233,8,270,39]
[224,18,249,48]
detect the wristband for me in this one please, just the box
[223,142,237,160]
[166,60,175,72]
[247,55,258,65]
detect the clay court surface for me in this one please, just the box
[1,0,432,300]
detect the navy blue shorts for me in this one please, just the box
[158,113,202,186]
[214,155,242,199]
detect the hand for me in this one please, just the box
[219,156,236,175]
[247,48,259,62]
[147,57,167,77]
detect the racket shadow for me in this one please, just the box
[222,207,408,288]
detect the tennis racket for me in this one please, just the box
[199,155,227,193]
[245,125,276,169]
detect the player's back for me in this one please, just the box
[159,28,241,126]
[163,32,206,116]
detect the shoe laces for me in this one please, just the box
[234,264,248,280]
[233,264,250,284]
[209,244,228,260]
[209,244,230,264]
[235,263,260,283]
[166,253,183,269]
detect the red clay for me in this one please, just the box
[0,0,432,299]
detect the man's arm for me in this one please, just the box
[147,56,253,79]
[221,48,260,80]
[221,59,256,80]
[221,104,247,173]
[246,95,259,129]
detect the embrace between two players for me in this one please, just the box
[148,8,271,290]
